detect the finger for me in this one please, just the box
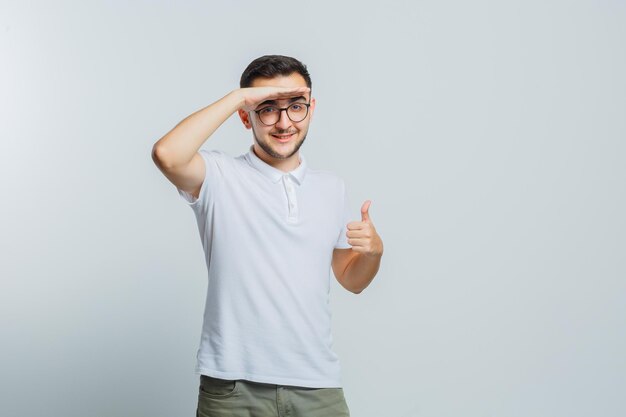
[361,200,371,222]
[271,88,311,99]
[272,86,310,93]
[347,221,368,230]
[346,229,370,238]
[347,237,368,247]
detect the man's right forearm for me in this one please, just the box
[152,89,244,169]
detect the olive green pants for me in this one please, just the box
[196,375,351,417]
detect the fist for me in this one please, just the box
[346,200,384,257]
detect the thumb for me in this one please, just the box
[361,200,372,222]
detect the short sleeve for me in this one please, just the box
[177,149,225,210]
[334,179,352,249]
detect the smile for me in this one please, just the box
[272,134,294,142]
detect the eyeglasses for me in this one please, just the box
[252,101,311,126]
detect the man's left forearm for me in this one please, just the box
[342,199,384,294]
[342,252,382,294]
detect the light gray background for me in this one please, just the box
[1,1,624,416]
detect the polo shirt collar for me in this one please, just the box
[245,144,307,185]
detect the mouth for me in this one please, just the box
[271,133,295,143]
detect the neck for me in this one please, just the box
[252,144,301,173]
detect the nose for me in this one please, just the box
[275,108,292,129]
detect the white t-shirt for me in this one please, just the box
[177,144,352,388]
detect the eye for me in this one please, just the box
[290,104,304,111]
[259,107,277,113]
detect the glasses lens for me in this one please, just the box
[259,107,279,125]
[287,103,308,122]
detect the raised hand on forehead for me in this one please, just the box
[239,86,310,112]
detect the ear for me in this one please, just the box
[238,108,253,130]
[309,97,316,122]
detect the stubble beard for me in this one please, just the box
[253,128,308,160]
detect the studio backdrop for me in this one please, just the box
[1,1,624,416]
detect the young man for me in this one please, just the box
[152,55,383,417]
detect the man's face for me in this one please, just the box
[241,73,315,160]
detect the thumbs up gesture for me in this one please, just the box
[346,200,384,257]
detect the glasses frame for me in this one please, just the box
[251,101,311,126]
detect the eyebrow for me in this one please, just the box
[257,96,308,108]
